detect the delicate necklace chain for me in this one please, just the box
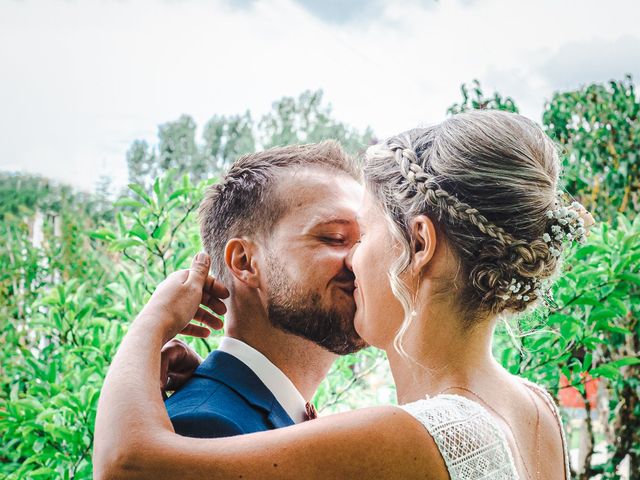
[437,385,541,480]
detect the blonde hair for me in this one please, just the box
[364,110,565,356]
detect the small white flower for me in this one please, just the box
[516,294,523,300]
[551,225,562,233]
[523,295,530,301]
[566,233,573,241]
[543,233,551,242]
[546,210,554,218]
[571,201,581,209]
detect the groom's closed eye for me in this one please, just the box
[320,234,347,245]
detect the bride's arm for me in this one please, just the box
[93,254,447,480]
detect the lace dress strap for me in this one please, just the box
[400,395,518,480]
[519,379,571,480]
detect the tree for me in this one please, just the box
[125,90,374,190]
[201,111,256,174]
[447,79,519,115]
[259,89,374,154]
[126,139,156,191]
[543,75,640,225]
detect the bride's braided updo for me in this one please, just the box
[364,110,584,329]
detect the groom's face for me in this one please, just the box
[261,167,366,355]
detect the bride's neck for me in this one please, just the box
[385,302,501,405]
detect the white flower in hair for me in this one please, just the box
[542,233,551,243]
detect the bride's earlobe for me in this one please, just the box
[411,215,437,273]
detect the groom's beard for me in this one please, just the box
[265,260,367,356]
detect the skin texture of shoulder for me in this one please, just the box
[101,405,449,480]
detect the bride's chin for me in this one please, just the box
[354,311,384,349]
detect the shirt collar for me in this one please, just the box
[217,336,308,424]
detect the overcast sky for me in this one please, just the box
[2,0,639,193]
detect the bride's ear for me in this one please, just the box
[410,215,437,273]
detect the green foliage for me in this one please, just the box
[543,75,640,225]
[447,79,519,115]
[496,213,640,478]
[1,89,378,478]
[2,82,639,479]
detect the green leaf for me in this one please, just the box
[168,188,191,201]
[114,198,145,209]
[619,272,640,286]
[129,183,152,205]
[608,296,628,316]
[152,219,170,240]
[610,357,640,368]
[153,177,163,203]
[590,308,616,323]
[89,228,116,241]
[111,238,145,250]
[129,224,149,241]
[590,364,621,379]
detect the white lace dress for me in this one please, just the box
[400,388,570,480]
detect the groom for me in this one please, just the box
[164,141,366,437]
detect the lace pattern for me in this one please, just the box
[400,395,518,480]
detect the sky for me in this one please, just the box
[1,0,639,193]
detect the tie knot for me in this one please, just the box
[304,402,318,421]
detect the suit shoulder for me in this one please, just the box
[170,410,244,438]
[165,376,246,415]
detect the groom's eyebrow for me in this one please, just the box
[301,216,356,234]
[311,217,355,228]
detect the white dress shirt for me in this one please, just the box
[217,336,308,424]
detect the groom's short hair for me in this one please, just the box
[199,141,360,285]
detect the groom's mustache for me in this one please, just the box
[333,271,356,293]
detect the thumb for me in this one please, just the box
[186,252,211,287]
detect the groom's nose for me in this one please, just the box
[345,243,356,272]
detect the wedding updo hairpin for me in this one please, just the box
[542,201,593,257]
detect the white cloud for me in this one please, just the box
[0,0,638,193]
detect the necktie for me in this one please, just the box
[305,402,318,420]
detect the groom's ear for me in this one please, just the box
[224,238,261,288]
[410,215,437,274]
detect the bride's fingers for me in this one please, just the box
[194,307,224,330]
[201,294,227,316]
[203,275,230,300]
[180,322,211,338]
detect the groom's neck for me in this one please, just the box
[224,311,336,402]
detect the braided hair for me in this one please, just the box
[364,110,572,329]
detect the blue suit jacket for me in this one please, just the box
[165,350,295,438]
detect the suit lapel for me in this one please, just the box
[195,350,296,428]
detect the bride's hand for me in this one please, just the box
[136,252,230,344]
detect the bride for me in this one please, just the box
[94,110,592,479]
